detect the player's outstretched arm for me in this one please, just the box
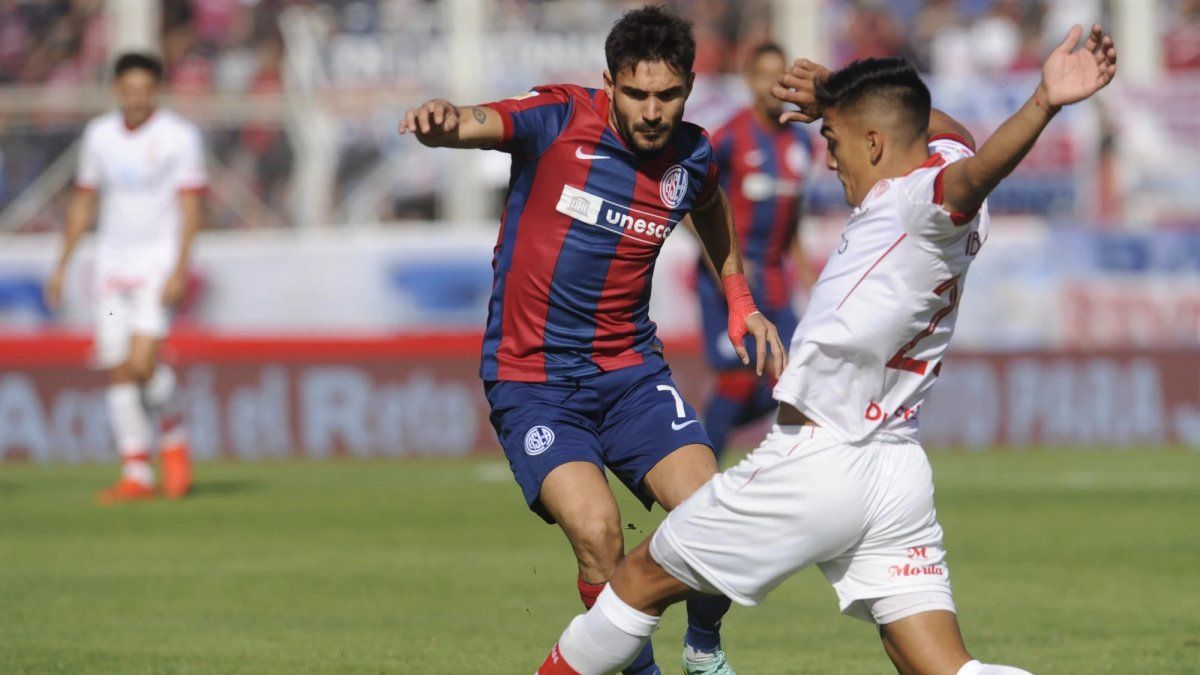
[398,99,505,149]
[691,188,787,376]
[939,24,1116,217]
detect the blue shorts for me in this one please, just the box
[484,358,714,524]
[697,270,799,372]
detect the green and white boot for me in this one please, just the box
[682,645,736,675]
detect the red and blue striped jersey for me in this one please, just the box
[480,84,720,382]
[710,108,812,309]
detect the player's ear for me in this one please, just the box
[685,71,696,98]
[603,70,614,98]
[866,130,884,166]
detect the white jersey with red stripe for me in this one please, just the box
[76,108,207,270]
[773,135,988,443]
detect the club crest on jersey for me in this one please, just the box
[659,165,688,208]
[524,426,555,456]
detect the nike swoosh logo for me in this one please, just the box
[576,147,611,161]
[671,420,700,431]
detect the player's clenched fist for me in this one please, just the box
[398,99,460,138]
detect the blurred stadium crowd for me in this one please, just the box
[2,1,1199,461]
[2,0,1199,230]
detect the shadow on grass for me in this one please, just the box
[187,479,261,498]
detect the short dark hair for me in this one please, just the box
[816,58,930,137]
[745,42,785,70]
[605,5,696,78]
[113,52,163,82]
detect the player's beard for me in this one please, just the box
[616,114,675,157]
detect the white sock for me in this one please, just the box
[958,659,1034,675]
[142,364,176,411]
[142,365,188,448]
[556,586,659,674]
[106,383,154,485]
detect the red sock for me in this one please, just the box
[537,643,581,675]
[577,577,605,609]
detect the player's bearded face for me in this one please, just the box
[114,70,159,128]
[604,61,693,156]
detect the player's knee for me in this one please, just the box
[130,363,155,383]
[108,359,137,383]
[127,355,156,383]
[570,517,624,576]
[622,544,658,579]
[611,543,684,615]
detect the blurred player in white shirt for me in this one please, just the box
[535,24,1117,675]
[46,53,207,503]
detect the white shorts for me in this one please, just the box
[93,267,171,369]
[650,424,955,624]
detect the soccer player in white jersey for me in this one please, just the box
[46,53,207,503]
[534,24,1117,675]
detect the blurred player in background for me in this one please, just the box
[535,24,1117,675]
[400,7,785,674]
[697,42,814,460]
[46,53,206,503]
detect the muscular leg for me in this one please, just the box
[611,537,695,616]
[537,536,694,675]
[880,611,1032,675]
[103,336,159,492]
[541,462,626,583]
[641,443,717,509]
[878,610,972,675]
[135,336,187,452]
[540,462,658,675]
[642,444,733,664]
[125,334,160,384]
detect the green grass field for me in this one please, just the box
[2,451,1198,674]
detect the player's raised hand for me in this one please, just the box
[1040,24,1117,109]
[398,99,460,137]
[772,58,832,125]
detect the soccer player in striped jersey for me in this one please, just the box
[534,24,1117,675]
[697,42,815,459]
[400,7,785,675]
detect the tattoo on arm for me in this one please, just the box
[472,107,486,124]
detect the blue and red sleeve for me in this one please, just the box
[711,122,735,180]
[696,129,721,207]
[482,85,575,158]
